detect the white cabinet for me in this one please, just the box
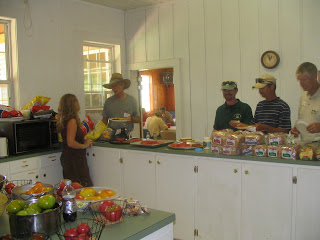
[197,158,241,240]
[295,167,320,240]
[241,163,293,240]
[0,162,10,179]
[87,147,122,190]
[39,152,63,185]
[122,150,156,208]
[197,159,293,240]
[9,157,40,182]
[155,154,195,240]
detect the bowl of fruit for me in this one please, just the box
[88,199,125,225]
[4,179,33,199]
[6,194,62,239]
[56,218,105,240]
[11,182,54,203]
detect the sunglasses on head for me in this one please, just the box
[255,78,273,84]
[221,81,237,86]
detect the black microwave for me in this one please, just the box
[0,119,59,155]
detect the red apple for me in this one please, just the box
[64,228,78,240]
[59,179,70,191]
[99,200,115,217]
[5,183,15,194]
[71,182,83,190]
[105,204,122,222]
[77,223,90,234]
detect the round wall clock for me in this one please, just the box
[261,50,280,69]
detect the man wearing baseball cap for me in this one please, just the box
[213,80,253,131]
[233,74,291,133]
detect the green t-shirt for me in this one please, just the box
[213,99,253,131]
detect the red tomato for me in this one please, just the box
[99,200,115,216]
[105,204,122,222]
[64,228,78,240]
[5,182,15,194]
[77,223,91,234]
[141,140,158,145]
[78,233,90,240]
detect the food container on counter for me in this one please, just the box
[11,183,54,204]
[7,201,62,239]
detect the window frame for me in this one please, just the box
[83,42,115,110]
[0,19,13,106]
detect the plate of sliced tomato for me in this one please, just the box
[168,142,202,150]
[130,140,174,148]
[110,138,141,144]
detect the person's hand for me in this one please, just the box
[306,123,320,134]
[84,139,93,148]
[290,126,300,137]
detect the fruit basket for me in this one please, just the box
[56,218,105,240]
[11,183,54,204]
[88,199,125,225]
[1,179,32,199]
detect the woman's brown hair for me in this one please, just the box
[56,94,80,133]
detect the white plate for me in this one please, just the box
[75,186,120,203]
[109,118,130,122]
[0,117,24,122]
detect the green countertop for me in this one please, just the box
[2,141,320,168]
[0,208,175,240]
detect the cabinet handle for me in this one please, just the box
[43,174,46,177]
[234,169,238,173]
[23,160,27,163]
[157,161,160,164]
[22,165,29,167]
[120,158,123,163]
[87,153,89,156]
[36,175,39,179]
[28,172,35,174]
[149,160,152,164]
[48,156,55,159]
[244,170,249,175]
[93,153,95,157]
[51,159,56,162]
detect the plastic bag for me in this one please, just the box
[80,115,94,135]
[0,105,23,118]
[85,121,107,141]
[21,96,51,110]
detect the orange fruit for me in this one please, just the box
[84,196,102,201]
[99,189,115,198]
[35,186,45,193]
[79,188,98,198]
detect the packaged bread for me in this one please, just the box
[245,133,264,145]
[280,145,300,160]
[222,145,240,156]
[299,144,316,160]
[266,133,287,146]
[267,145,282,158]
[253,145,268,157]
[240,145,253,156]
[226,133,245,148]
[211,144,223,154]
[211,131,228,145]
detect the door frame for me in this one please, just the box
[126,59,181,139]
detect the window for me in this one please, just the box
[141,75,151,112]
[83,42,115,110]
[0,20,12,106]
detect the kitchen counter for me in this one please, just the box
[0,208,175,240]
[93,141,320,167]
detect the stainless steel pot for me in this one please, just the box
[8,201,62,239]
[12,183,54,204]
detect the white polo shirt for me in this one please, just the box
[298,87,320,124]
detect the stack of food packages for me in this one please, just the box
[211,129,320,160]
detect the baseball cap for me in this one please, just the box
[252,74,277,89]
[221,81,238,90]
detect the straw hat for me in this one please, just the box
[102,73,131,89]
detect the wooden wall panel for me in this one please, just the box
[146,8,160,61]
[159,4,174,60]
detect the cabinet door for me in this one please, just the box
[295,168,320,240]
[197,158,241,240]
[0,162,10,179]
[122,150,156,208]
[88,147,122,191]
[241,163,293,240]
[39,152,63,185]
[156,154,195,240]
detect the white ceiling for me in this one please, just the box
[81,0,173,11]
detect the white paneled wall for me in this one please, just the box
[125,0,320,140]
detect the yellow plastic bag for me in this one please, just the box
[22,96,51,110]
[84,121,107,141]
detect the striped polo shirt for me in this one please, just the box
[252,97,291,130]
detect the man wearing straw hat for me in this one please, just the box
[101,73,140,132]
